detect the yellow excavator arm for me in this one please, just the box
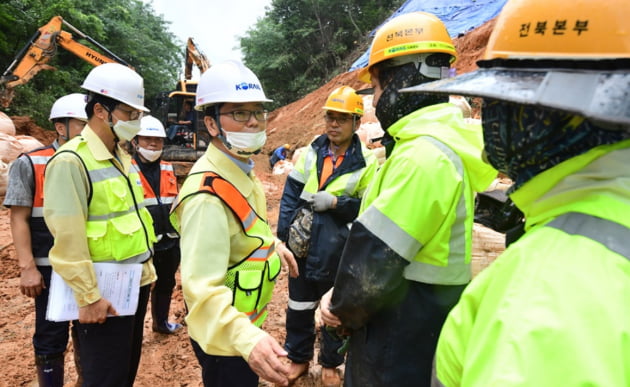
[184,37,210,80]
[0,16,131,107]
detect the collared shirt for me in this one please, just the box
[44,126,156,306]
[171,144,268,360]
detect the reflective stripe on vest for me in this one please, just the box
[189,171,281,327]
[297,146,366,201]
[53,140,155,264]
[27,146,55,262]
[362,136,470,284]
[133,160,178,207]
[546,212,630,261]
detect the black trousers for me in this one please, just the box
[344,281,467,387]
[191,339,258,387]
[285,257,344,368]
[76,284,150,387]
[34,265,73,356]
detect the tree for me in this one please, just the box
[0,0,182,127]
[240,0,405,108]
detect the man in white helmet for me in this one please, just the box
[43,63,157,386]
[4,93,87,387]
[131,115,182,335]
[170,60,293,386]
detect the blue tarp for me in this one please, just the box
[349,0,508,71]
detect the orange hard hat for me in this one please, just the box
[323,86,364,116]
[358,12,457,83]
[401,0,630,128]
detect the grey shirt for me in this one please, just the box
[3,140,59,208]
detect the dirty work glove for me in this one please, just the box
[310,191,336,212]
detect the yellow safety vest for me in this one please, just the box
[54,138,156,263]
[172,171,281,327]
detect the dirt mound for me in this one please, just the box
[0,19,499,387]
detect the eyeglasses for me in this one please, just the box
[220,110,268,122]
[324,114,354,125]
[115,106,143,121]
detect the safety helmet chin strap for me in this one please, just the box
[213,105,232,150]
[60,118,71,142]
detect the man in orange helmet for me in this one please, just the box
[403,0,630,385]
[320,12,496,387]
[275,86,378,386]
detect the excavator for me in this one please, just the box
[155,37,211,178]
[0,16,131,107]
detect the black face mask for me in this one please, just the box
[482,99,629,189]
[375,62,448,134]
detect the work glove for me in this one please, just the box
[310,191,336,212]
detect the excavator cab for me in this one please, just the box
[154,38,211,179]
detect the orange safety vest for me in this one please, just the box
[133,159,179,249]
[134,160,178,207]
[25,145,56,261]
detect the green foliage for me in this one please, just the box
[241,0,405,108]
[0,0,182,127]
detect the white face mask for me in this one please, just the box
[111,119,142,141]
[222,130,267,156]
[137,146,162,162]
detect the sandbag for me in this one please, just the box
[0,112,16,136]
[0,159,8,196]
[0,133,24,163]
[15,135,44,153]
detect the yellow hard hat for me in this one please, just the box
[358,12,457,83]
[401,0,630,128]
[283,143,291,149]
[323,86,364,116]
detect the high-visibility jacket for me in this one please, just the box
[52,138,156,263]
[172,170,281,327]
[330,103,496,329]
[435,140,630,387]
[133,159,179,250]
[23,145,56,261]
[277,133,378,281]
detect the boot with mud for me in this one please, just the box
[287,361,309,384]
[321,367,341,387]
[35,353,64,387]
[151,291,182,334]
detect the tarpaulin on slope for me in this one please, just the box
[349,0,507,71]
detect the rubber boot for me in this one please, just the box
[151,290,182,334]
[35,353,64,387]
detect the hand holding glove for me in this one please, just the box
[309,191,336,212]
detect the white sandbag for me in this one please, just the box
[0,133,24,163]
[0,159,8,196]
[0,112,15,136]
[272,159,294,175]
[15,135,44,153]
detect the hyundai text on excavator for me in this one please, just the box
[0,16,131,107]
[154,37,211,179]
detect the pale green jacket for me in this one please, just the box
[435,140,630,386]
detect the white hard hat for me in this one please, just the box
[195,60,272,111]
[137,115,166,138]
[49,93,88,121]
[81,63,149,112]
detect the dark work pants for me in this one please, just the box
[343,281,467,387]
[152,246,180,295]
[76,284,150,387]
[285,257,344,368]
[34,265,72,356]
[191,339,258,387]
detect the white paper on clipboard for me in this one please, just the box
[46,262,142,322]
